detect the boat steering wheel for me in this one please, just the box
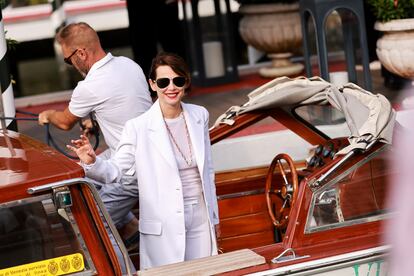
[265,153,298,228]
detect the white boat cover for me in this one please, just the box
[214,76,396,154]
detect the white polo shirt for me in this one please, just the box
[69,53,152,155]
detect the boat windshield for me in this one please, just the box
[305,146,391,233]
[0,193,95,274]
[212,116,312,172]
[293,105,351,139]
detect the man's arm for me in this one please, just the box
[38,107,80,130]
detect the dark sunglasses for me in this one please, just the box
[64,49,79,65]
[154,76,186,89]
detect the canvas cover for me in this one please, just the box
[214,76,396,154]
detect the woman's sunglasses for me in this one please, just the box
[154,76,186,89]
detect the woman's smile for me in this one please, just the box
[163,91,180,99]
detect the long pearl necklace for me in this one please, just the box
[163,112,193,167]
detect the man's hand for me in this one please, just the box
[67,135,97,165]
[80,119,94,136]
[38,108,79,130]
[38,110,56,125]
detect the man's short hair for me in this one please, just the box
[56,22,101,50]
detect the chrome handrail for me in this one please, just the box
[271,248,296,263]
[28,178,133,276]
[271,248,310,264]
[309,140,377,190]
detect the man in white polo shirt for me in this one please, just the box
[38,22,151,255]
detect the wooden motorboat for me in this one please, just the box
[0,77,397,275]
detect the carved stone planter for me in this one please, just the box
[239,3,303,78]
[375,18,414,79]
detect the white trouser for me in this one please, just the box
[183,194,212,261]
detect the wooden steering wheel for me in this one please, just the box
[265,153,299,228]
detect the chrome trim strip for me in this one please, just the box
[28,178,133,276]
[0,193,50,208]
[306,213,391,234]
[247,245,390,276]
[27,178,86,194]
[217,188,265,200]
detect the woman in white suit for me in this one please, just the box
[68,52,219,269]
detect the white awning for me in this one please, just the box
[214,76,396,154]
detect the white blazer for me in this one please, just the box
[84,100,219,269]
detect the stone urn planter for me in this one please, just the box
[375,18,414,79]
[238,3,303,78]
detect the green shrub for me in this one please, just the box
[368,0,414,22]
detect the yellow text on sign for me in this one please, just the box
[0,253,85,276]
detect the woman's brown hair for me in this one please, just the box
[149,52,191,90]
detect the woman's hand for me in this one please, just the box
[67,135,97,165]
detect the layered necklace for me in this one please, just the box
[163,111,193,167]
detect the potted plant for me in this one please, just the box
[237,0,304,78]
[368,0,414,79]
